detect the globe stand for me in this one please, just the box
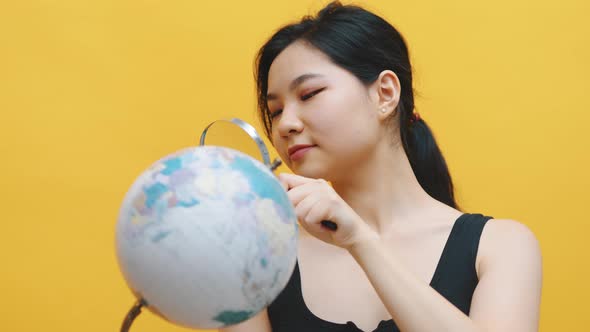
[119,118,281,331]
[120,299,147,332]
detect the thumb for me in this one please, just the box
[277,175,288,192]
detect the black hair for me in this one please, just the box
[254,1,458,209]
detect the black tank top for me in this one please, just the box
[268,213,492,332]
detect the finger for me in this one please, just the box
[286,182,323,206]
[296,197,333,240]
[278,173,316,190]
[294,193,321,225]
[306,200,339,232]
[276,175,288,191]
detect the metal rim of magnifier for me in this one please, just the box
[119,118,283,332]
[199,118,282,171]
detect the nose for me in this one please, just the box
[276,105,304,138]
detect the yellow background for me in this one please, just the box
[1,0,588,331]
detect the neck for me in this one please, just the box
[330,140,444,234]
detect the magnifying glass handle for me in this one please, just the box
[321,220,338,231]
[270,158,282,171]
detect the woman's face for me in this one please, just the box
[267,41,383,179]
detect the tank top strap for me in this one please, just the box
[430,212,493,314]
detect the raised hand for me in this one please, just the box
[277,173,378,249]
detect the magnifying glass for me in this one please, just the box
[199,118,336,232]
[199,118,282,171]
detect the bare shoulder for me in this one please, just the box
[470,218,543,330]
[481,218,540,250]
[477,218,542,275]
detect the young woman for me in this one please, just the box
[223,2,542,331]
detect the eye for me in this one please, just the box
[301,87,326,101]
[270,109,283,119]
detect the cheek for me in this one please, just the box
[312,90,372,134]
[313,95,378,154]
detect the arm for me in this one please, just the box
[349,219,542,332]
[278,174,542,331]
[218,309,272,332]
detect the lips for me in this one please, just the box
[288,144,316,159]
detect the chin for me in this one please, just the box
[290,162,332,180]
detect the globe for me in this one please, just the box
[115,146,298,329]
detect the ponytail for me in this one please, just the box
[401,117,458,208]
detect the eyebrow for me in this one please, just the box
[266,73,324,101]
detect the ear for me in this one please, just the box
[370,70,401,120]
